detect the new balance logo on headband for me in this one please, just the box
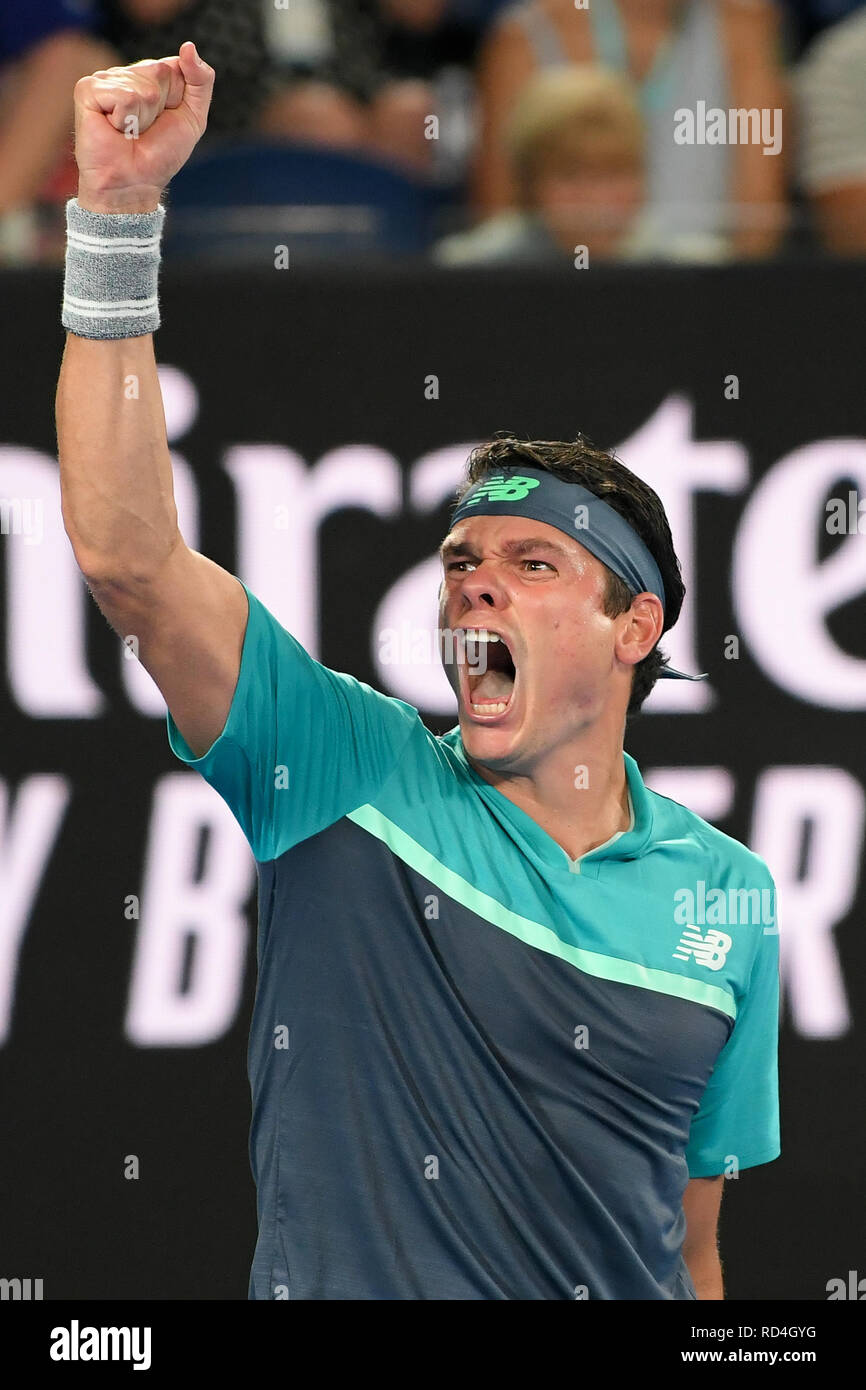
[461,475,542,504]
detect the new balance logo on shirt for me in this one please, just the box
[673,928,733,971]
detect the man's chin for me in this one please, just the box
[458,710,522,770]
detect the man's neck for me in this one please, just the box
[467,736,631,863]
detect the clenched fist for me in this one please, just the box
[74,40,214,214]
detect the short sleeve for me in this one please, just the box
[166,582,420,862]
[685,871,781,1178]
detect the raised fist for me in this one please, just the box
[73,40,214,213]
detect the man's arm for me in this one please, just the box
[55,42,247,758]
[682,1174,725,1299]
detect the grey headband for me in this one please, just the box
[450,467,707,681]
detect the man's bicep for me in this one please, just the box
[88,544,249,759]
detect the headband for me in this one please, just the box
[450,466,706,681]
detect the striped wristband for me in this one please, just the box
[61,196,166,339]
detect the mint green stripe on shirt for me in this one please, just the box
[346,804,737,1020]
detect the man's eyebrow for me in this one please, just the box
[439,535,570,559]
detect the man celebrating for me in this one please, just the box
[55,45,780,1300]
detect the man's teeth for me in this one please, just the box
[463,631,511,713]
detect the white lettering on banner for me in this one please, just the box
[125,774,254,1046]
[0,448,104,717]
[644,767,735,825]
[1,366,199,719]
[225,443,402,657]
[750,767,862,1038]
[409,443,481,514]
[158,363,199,442]
[0,776,70,1044]
[617,396,748,713]
[373,444,482,711]
[373,555,453,710]
[4,375,866,714]
[734,440,866,708]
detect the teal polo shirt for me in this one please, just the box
[167,583,781,1300]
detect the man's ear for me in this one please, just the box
[617,594,664,667]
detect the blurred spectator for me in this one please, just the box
[435,65,651,262]
[0,1,117,260]
[99,1,289,137]
[262,0,438,173]
[102,0,494,178]
[263,0,502,176]
[780,0,864,53]
[795,5,866,253]
[472,0,789,258]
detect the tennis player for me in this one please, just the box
[56,44,780,1300]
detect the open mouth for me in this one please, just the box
[461,630,517,718]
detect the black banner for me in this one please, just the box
[1,261,865,1300]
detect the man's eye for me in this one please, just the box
[446,558,552,572]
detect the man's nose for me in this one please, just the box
[459,564,504,608]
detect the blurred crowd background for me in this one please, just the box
[1,0,865,265]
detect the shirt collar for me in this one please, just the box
[443,732,655,872]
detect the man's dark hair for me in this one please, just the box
[455,433,686,716]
